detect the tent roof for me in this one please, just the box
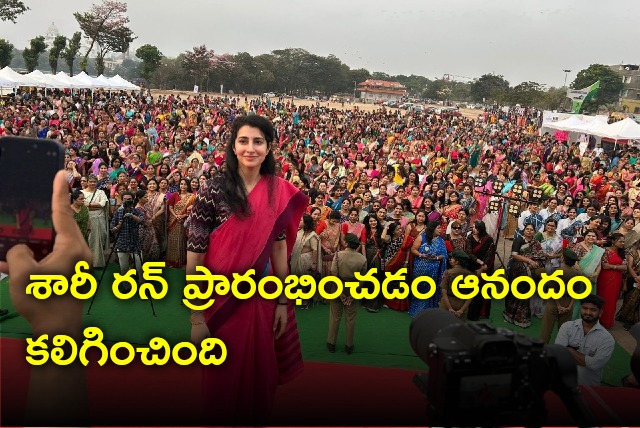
[545,115,586,130]
[593,118,640,140]
[569,116,609,133]
[110,74,140,90]
[73,71,97,87]
[26,70,68,88]
[0,67,41,86]
[55,71,88,89]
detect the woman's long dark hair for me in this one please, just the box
[609,232,626,259]
[363,214,382,237]
[223,115,277,217]
[302,214,314,232]
[424,221,439,244]
[474,220,488,239]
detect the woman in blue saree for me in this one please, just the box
[409,221,448,317]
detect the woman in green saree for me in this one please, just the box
[569,229,604,319]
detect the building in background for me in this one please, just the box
[357,80,407,104]
[610,64,640,114]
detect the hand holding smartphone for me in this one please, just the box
[0,137,65,261]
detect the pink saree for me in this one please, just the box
[201,175,308,424]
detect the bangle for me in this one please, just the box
[277,301,288,306]
[191,321,204,326]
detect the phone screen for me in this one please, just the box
[0,137,64,261]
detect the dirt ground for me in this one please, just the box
[151,90,484,120]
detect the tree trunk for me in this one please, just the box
[95,54,105,76]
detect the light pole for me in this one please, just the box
[353,81,357,102]
[563,69,571,88]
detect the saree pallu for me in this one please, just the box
[87,207,107,268]
[166,193,194,268]
[140,193,164,262]
[409,236,448,317]
[597,250,624,329]
[618,279,640,327]
[384,235,414,311]
[202,176,307,425]
[618,254,640,326]
[290,231,322,277]
[504,240,545,328]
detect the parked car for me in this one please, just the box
[263,92,276,98]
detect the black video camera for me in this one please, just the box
[122,199,134,214]
[410,309,595,426]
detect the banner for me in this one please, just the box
[567,81,600,113]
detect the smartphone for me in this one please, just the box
[0,137,65,261]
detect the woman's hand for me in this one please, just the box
[273,304,288,339]
[191,323,211,344]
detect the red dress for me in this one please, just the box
[597,249,624,329]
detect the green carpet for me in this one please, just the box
[0,265,631,386]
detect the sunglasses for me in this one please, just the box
[452,226,461,230]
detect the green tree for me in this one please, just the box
[0,0,28,23]
[510,81,545,107]
[395,74,431,97]
[542,87,568,110]
[571,64,624,111]
[135,44,163,81]
[423,79,448,100]
[22,36,47,72]
[0,39,14,68]
[61,32,82,76]
[74,0,135,74]
[470,73,510,103]
[48,35,67,73]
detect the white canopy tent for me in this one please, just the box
[73,71,98,88]
[26,70,68,89]
[543,115,586,130]
[591,118,640,140]
[55,71,87,89]
[0,66,41,86]
[109,74,140,90]
[568,116,609,133]
[91,74,115,89]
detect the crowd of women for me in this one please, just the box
[1,88,639,334]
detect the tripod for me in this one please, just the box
[87,212,157,317]
[490,201,507,269]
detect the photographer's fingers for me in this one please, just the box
[0,261,8,275]
[6,244,38,280]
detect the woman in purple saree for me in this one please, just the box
[186,115,307,425]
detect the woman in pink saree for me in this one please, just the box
[186,115,307,425]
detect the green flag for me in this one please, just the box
[567,81,600,113]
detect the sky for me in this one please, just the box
[2,0,639,87]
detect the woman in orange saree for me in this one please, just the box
[187,115,307,425]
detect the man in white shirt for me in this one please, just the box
[554,295,615,386]
[540,198,562,222]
